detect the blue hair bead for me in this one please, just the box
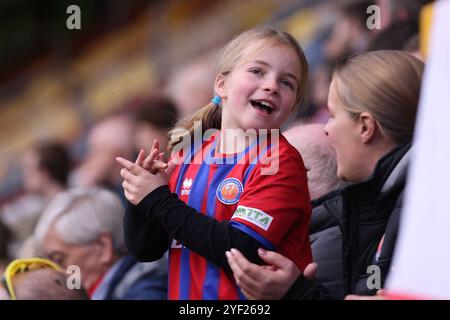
[211,95,221,106]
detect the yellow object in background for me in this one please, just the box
[420,2,434,59]
[1,258,61,300]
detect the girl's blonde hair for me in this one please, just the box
[168,28,308,151]
[333,50,424,145]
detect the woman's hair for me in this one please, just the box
[332,50,424,145]
[34,188,126,256]
[132,95,178,131]
[34,141,71,186]
[168,28,308,151]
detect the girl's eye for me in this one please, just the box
[249,68,263,76]
[281,79,294,90]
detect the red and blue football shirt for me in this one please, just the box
[167,131,312,300]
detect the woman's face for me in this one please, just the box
[324,78,366,181]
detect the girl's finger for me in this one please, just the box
[143,148,160,170]
[116,157,135,171]
[123,190,137,204]
[135,149,145,166]
[165,159,177,176]
[150,139,157,153]
[124,189,132,200]
[122,180,135,194]
[120,168,140,185]
[148,139,160,157]
[153,160,168,170]
[154,139,160,151]
[120,168,130,180]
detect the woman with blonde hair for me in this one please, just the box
[226,50,424,299]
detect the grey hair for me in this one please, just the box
[301,138,344,199]
[283,124,344,200]
[34,188,126,256]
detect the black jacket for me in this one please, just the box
[286,142,411,299]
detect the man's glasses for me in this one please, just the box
[1,258,61,300]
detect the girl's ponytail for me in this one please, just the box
[168,99,222,152]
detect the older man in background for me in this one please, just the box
[283,123,342,200]
[33,187,167,300]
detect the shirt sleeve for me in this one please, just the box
[123,200,171,262]
[231,142,312,248]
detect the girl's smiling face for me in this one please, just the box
[216,40,302,131]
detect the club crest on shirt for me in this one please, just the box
[216,178,243,205]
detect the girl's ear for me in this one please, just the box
[359,112,377,144]
[214,73,227,98]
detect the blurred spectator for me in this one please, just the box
[375,0,434,31]
[70,115,134,198]
[0,258,89,300]
[295,63,333,124]
[283,124,342,200]
[33,187,167,300]
[165,53,217,118]
[132,95,178,156]
[21,142,70,198]
[403,34,422,61]
[324,0,374,62]
[367,20,418,51]
[298,0,378,125]
[0,141,71,259]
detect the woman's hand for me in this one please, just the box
[226,248,317,300]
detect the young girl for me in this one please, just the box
[116,28,312,300]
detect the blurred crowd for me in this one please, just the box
[0,0,434,300]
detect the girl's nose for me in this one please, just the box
[263,78,279,95]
